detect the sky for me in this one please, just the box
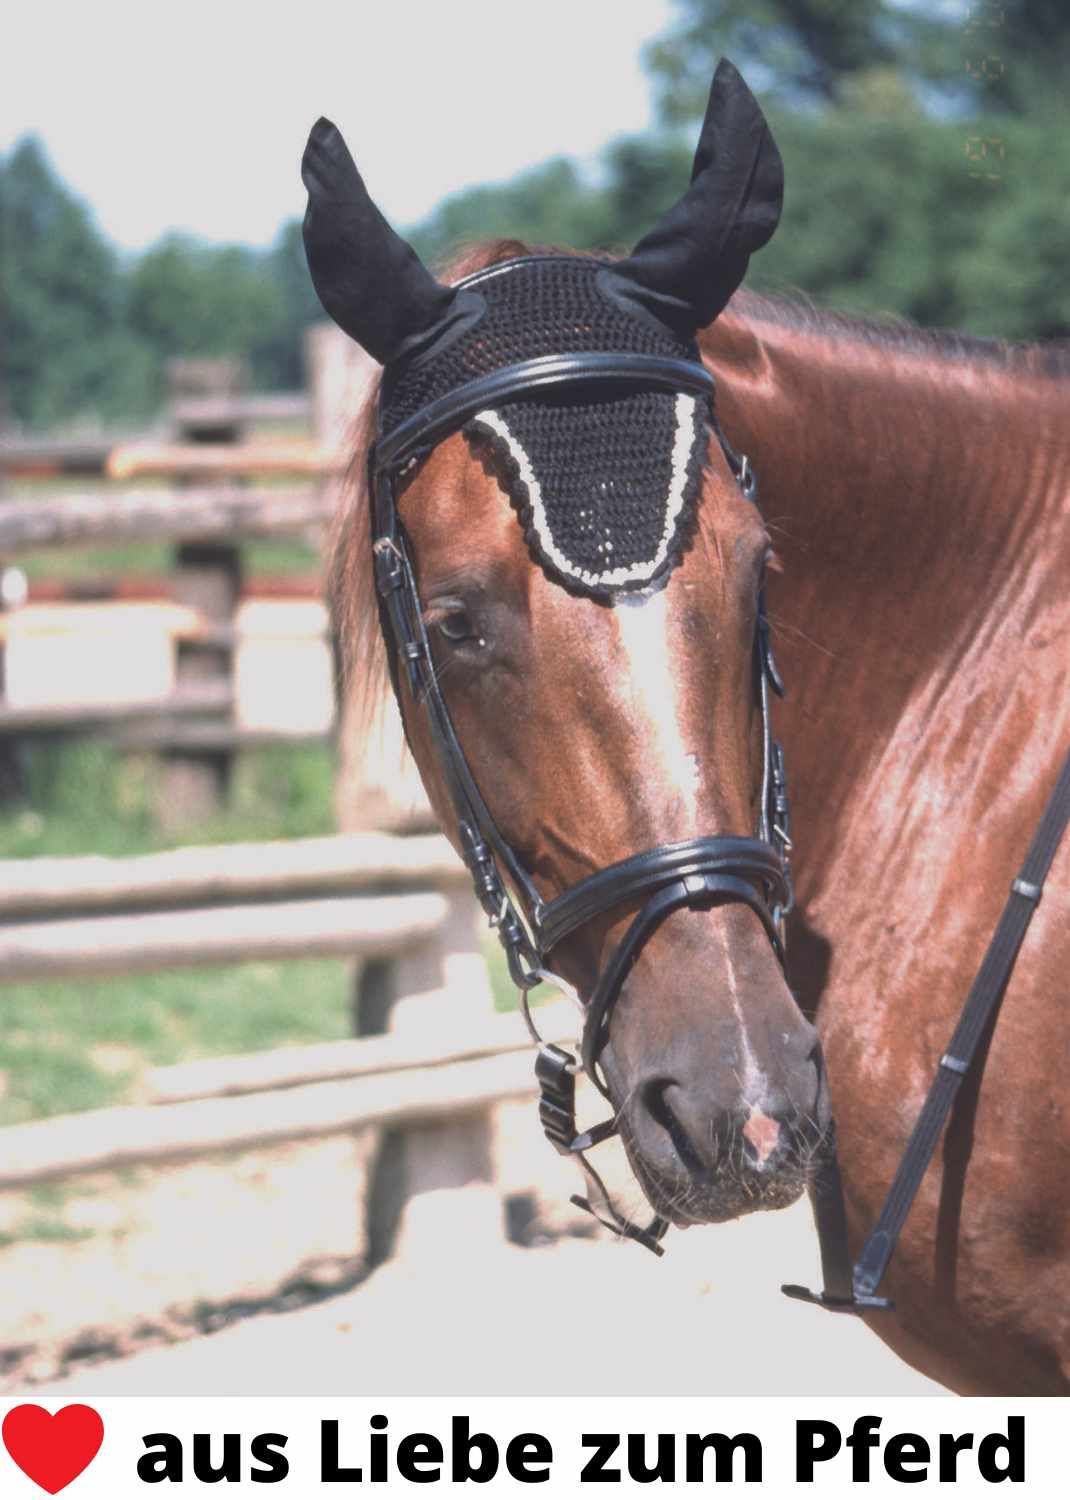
[3,0,676,252]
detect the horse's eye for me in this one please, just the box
[437,607,483,647]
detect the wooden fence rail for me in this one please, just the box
[105,440,339,482]
[0,1000,575,1189]
[0,683,233,737]
[143,999,575,1104]
[0,484,336,555]
[0,832,474,983]
[0,831,465,918]
[0,394,312,479]
[0,891,448,984]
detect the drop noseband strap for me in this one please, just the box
[534,837,789,1091]
[371,341,793,1254]
[577,857,790,1088]
[538,835,787,955]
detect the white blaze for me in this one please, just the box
[616,591,772,1109]
[614,589,701,822]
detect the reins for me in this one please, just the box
[784,743,1070,1312]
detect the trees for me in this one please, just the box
[5,6,1068,432]
[127,237,284,391]
[635,0,1070,341]
[1,141,328,430]
[1,138,156,428]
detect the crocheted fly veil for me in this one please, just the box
[302,58,783,593]
[380,256,709,596]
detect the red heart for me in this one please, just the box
[2,1405,104,1494]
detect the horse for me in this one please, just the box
[306,64,1069,1396]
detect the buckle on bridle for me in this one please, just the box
[458,821,501,916]
[532,1042,668,1256]
[372,535,405,595]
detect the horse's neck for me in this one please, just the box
[706,301,1070,887]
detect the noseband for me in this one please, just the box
[370,342,793,1255]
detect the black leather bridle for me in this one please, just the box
[370,339,793,1254]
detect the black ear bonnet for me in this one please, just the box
[302,59,783,599]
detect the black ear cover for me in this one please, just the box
[302,117,477,365]
[603,59,784,338]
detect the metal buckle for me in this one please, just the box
[738,453,756,500]
[532,1044,667,1256]
[371,536,405,595]
[458,821,502,918]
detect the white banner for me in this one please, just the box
[0,1395,1060,1496]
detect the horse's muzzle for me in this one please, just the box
[607,1010,830,1225]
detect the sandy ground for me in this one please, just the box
[33,1188,945,1399]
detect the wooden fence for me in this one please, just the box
[0,819,533,1257]
[0,999,576,1191]
[0,833,461,981]
[0,336,537,1281]
[0,344,365,773]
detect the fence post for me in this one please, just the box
[0,343,24,803]
[157,358,245,830]
[0,566,28,803]
[309,321,505,1262]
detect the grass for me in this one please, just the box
[0,960,354,1128]
[13,536,321,584]
[0,738,521,1131]
[0,740,349,1125]
[0,740,337,859]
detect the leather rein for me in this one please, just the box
[370,350,793,1255]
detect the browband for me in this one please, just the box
[374,353,716,470]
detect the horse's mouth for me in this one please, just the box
[622,1121,828,1228]
[639,1162,809,1227]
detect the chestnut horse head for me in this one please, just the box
[308,62,829,1232]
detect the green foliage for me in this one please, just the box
[0,741,345,1129]
[126,224,321,397]
[1,140,324,431]
[412,158,615,267]
[1,138,157,428]
[0,740,335,859]
[645,0,906,116]
[641,0,1066,120]
[747,107,1016,333]
[0,960,351,1128]
[128,239,275,377]
[635,0,1070,341]
[5,1,1070,432]
[261,218,334,388]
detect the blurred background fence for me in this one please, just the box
[0,330,590,1381]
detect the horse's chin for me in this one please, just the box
[623,1137,812,1228]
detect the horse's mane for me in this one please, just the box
[733,287,1070,379]
[330,238,1068,717]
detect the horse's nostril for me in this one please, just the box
[641,1078,713,1175]
[637,1077,795,1177]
